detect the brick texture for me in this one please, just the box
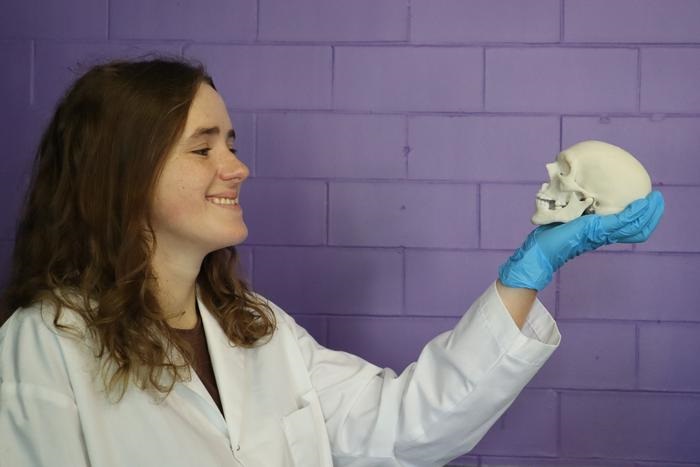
[641,48,700,112]
[329,182,478,248]
[408,116,560,182]
[334,47,483,111]
[253,247,403,316]
[257,113,405,178]
[186,45,332,110]
[242,179,327,245]
[564,0,700,43]
[411,0,560,44]
[110,0,256,41]
[561,392,700,462]
[486,48,638,112]
[0,0,107,39]
[259,0,407,42]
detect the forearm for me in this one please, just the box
[495,280,537,330]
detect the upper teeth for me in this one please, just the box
[536,197,567,210]
[208,197,238,205]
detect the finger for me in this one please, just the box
[619,192,665,243]
[598,197,649,234]
[617,192,665,243]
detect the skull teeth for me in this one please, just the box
[536,196,568,210]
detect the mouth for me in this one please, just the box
[206,195,240,207]
[536,196,568,211]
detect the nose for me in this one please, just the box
[218,152,249,182]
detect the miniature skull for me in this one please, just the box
[532,140,652,225]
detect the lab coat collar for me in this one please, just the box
[196,291,247,448]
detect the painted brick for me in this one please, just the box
[480,184,541,250]
[0,0,106,39]
[253,246,403,316]
[0,42,30,110]
[326,315,458,372]
[334,47,482,112]
[242,179,326,245]
[565,0,700,43]
[563,116,700,185]
[329,182,478,248]
[110,0,256,41]
[561,391,700,462]
[471,389,558,456]
[408,116,560,182]
[0,170,31,241]
[639,323,700,392]
[291,315,327,347]
[486,48,637,113]
[234,246,253,285]
[411,0,559,43]
[259,0,407,42]
[559,253,700,322]
[635,187,700,253]
[34,42,183,111]
[0,108,47,176]
[405,250,556,317]
[641,48,700,113]
[481,457,635,467]
[257,113,405,179]
[529,321,636,389]
[229,112,256,176]
[187,45,332,110]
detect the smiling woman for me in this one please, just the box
[1,58,275,398]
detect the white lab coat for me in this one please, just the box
[0,282,560,466]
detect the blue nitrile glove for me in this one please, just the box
[499,191,665,291]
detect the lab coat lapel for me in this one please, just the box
[198,295,247,447]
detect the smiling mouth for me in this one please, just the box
[207,196,239,206]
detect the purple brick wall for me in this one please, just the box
[1,1,698,465]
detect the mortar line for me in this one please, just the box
[255,0,261,42]
[406,0,412,42]
[636,47,642,113]
[559,0,565,43]
[330,46,336,109]
[482,47,487,111]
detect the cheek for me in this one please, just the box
[153,177,203,221]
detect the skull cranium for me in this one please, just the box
[532,140,652,225]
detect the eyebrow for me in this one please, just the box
[186,126,236,141]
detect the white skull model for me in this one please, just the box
[532,140,652,225]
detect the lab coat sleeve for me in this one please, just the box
[277,282,560,466]
[0,307,90,467]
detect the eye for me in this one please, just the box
[229,147,239,155]
[192,147,210,156]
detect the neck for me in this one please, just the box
[150,243,204,330]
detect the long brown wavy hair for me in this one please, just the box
[2,57,275,399]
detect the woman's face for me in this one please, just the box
[151,84,249,258]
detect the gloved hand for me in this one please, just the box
[498,191,665,291]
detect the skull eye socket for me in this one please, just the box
[558,160,571,176]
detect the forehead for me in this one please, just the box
[182,84,233,135]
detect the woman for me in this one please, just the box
[0,58,663,466]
